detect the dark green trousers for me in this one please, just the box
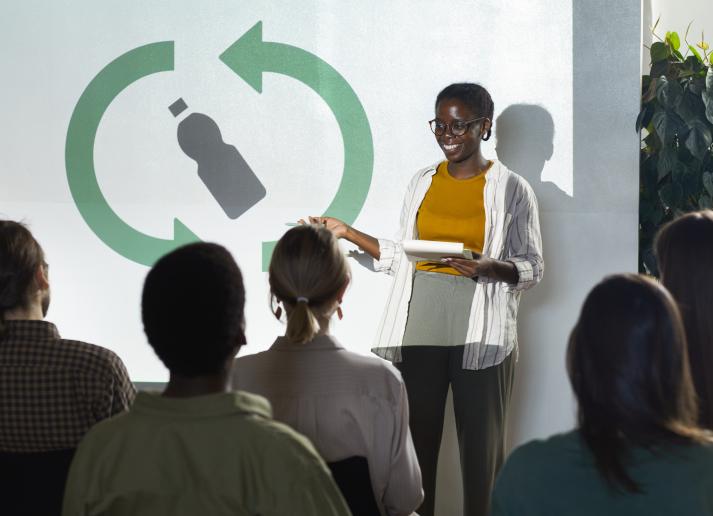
[396,346,514,516]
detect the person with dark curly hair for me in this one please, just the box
[62,243,350,516]
[310,83,543,516]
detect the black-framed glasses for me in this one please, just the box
[428,117,488,137]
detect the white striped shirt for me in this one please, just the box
[371,160,544,370]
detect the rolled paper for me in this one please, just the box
[401,240,470,261]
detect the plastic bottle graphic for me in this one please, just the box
[170,98,266,219]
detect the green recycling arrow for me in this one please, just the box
[66,41,200,267]
[220,21,374,270]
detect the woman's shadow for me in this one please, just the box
[495,104,579,448]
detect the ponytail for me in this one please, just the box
[285,299,320,344]
[269,225,350,345]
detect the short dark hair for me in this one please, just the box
[0,221,46,337]
[435,83,494,140]
[567,274,705,493]
[142,243,246,377]
[655,210,713,429]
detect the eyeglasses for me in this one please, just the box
[428,117,488,137]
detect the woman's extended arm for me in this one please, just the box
[305,216,381,261]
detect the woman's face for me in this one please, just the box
[434,98,486,163]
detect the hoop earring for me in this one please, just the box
[337,305,343,320]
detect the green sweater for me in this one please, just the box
[491,430,713,516]
[62,391,350,516]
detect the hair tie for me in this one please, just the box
[296,296,309,304]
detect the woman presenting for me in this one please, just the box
[311,82,543,516]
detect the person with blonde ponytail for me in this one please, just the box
[234,224,423,516]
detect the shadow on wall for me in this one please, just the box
[495,104,578,449]
[496,104,572,210]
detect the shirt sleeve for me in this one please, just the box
[92,353,136,421]
[373,171,424,275]
[109,355,136,415]
[503,181,544,293]
[382,378,424,516]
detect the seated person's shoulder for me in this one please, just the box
[499,431,578,485]
[59,337,128,373]
[337,350,407,400]
[242,400,330,474]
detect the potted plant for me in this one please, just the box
[638,23,713,273]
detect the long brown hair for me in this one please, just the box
[269,225,349,344]
[0,221,46,337]
[655,210,713,429]
[567,274,707,493]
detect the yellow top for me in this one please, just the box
[415,161,487,275]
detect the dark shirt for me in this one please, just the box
[0,320,135,452]
[491,430,713,516]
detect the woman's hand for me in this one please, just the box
[298,216,350,239]
[443,255,519,284]
[442,254,490,278]
[297,216,381,260]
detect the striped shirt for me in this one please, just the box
[371,160,544,370]
[0,320,135,452]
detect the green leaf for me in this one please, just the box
[652,109,684,144]
[673,161,700,197]
[666,31,681,51]
[690,78,705,95]
[689,44,704,63]
[703,171,713,197]
[676,90,704,122]
[685,119,713,159]
[657,146,678,180]
[651,41,669,62]
[636,104,654,133]
[702,91,713,124]
[659,182,684,208]
[651,60,670,78]
[656,76,683,109]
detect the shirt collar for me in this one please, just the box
[422,158,500,182]
[269,333,344,352]
[131,390,273,419]
[1,320,60,340]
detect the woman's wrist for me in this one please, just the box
[342,224,355,241]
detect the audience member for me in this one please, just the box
[234,225,423,516]
[490,274,713,516]
[0,220,135,515]
[655,209,713,429]
[62,242,350,516]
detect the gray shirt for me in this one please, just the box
[234,334,423,516]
